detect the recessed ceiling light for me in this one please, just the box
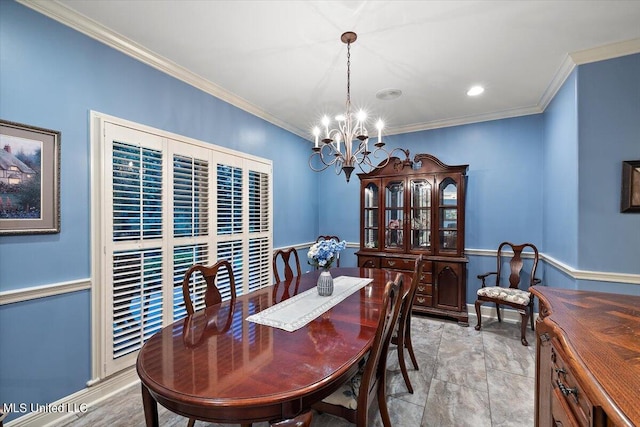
[467,85,485,96]
[376,88,402,100]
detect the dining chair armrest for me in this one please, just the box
[477,272,497,287]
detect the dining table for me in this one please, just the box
[136,267,406,426]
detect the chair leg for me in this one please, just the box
[529,297,535,331]
[520,309,529,346]
[404,324,419,371]
[187,419,195,427]
[377,376,392,427]
[397,325,414,393]
[495,303,502,322]
[474,300,483,331]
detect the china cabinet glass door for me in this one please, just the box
[410,179,431,251]
[438,178,458,252]
[384,179,404,250]
[363,182,379,249]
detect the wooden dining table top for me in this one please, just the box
[136,267,405,426]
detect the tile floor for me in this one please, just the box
[59,316,536,427]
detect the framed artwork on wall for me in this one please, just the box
[0,119,61,234]
[621,160,640,213]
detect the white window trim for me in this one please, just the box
[89,111,273,384]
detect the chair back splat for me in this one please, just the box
[475,242,541,346]
[181,259,236,315]
[273,247,302,283]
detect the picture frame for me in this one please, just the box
[0,119,61,234]
[621,160,640,213]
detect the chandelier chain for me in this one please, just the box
[346,40,351,109]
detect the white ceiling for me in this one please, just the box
[24,0,640,139]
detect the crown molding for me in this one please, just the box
[16,2,640,142]
[17,0,307,139]
[570,38,640,65]
[537,54,577,111]
[386,105,543,136]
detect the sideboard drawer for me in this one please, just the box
[551,386,581,427]
[551,346,592,427]
[381,258,414,271]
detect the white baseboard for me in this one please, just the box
[5,367,139,427]
[466,302,539,325]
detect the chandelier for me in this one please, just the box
[309,31,394,182]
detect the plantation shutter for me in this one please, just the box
[105,123,166,375]
[248,170,271,291]
[171,147,212,320]
[98,117,272,379]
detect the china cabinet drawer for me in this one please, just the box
[381,258,414,271]
[358,256,380,268]
[416,283,432,296]
[414,294,432,307]
[418,264,432,283]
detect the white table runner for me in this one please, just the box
[246,276,373,332]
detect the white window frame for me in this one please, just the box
[89,111,272,381]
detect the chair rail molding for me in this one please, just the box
[0,278,91,306]
[466,248,640,285]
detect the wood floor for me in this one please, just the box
[57,316,536,427]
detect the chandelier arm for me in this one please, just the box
[309,144,341,172]
[308,156,333,172]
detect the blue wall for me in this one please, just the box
[0,1,317,421]
[577,54,640,274]
[1,0,639,422]
[543,71,579,269]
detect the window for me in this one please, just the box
[92,113,272,379]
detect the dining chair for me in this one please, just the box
[273,247,302,283]
[182,261,236,427]
[474,242,541,346]
[312,273,404,427]
[392,254,424,393]
[269,411,313,427]
[315,235,342,267]
[181,259,237,315]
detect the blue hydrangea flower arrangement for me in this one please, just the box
[307,239,347,269]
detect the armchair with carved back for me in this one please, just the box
[474,242,541,346]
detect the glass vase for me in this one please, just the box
[317,269,334,296]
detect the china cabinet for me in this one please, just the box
[356,151,469,325]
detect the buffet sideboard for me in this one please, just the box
[530,286,640,427]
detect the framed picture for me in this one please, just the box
[0,119,61,234]
[621,160,640,213]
